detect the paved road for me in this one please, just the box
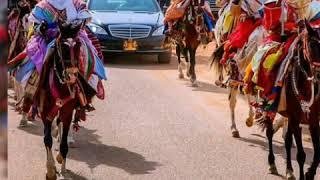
[8,54,320,180]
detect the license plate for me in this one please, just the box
[123,39,137,51]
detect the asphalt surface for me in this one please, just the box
[8,53,320,180]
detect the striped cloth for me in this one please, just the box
[85,27,104,62]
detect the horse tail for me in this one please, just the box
[209,43,225,78]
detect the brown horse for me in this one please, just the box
[261,21,320,180]
[34,21,96,179]
[210,25,266,137]
[171,0,206,86]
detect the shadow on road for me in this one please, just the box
[62,169,88,180]
[17,120,43,137]
[239,134,316,167]
[69,127,161,175]
[106,54,177,71]
[189,80,228,95]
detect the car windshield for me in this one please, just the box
[89,0,160,12]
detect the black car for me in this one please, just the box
[86,0,172,63]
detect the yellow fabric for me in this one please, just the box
[262,47,283,71]
[223,11,234,34]
[244,62,252,83]
[27,24,34,40]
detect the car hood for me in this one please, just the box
[91,11,163,26]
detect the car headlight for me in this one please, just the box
[152,26,165,36]
[87,24,108,35]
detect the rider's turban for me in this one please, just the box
[287,0,313,20]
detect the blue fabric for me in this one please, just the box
[47,39,56,49]
[15,60,35,83]
[311,12,320,22]
[203,11,214,31]
[33,6,55,25]
[164,23,169,32]
[94,54,107,80]
[258,8,264,17]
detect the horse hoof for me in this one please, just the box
[56,153,63,164]
[269,164,278,175]
[179,74,184,79]
[286,170,296,180]
[305,171,314,180]
[19,119,28,127]
[46,174,57,180]
[232,130,240,138]
[246,117,254,127]
[214,80,223,87]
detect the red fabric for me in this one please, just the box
[310,18,320,27]
[96,79,105,100]
[220,18,261,64]
[8,51,27,68]
[263,2,297,32]
[228,18,262,49]
[263,3,282,31]
[257,35,296,96]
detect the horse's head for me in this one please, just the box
[193,0,205,26]
[304,20,320,66]
[304,20,320,84]
[56,20,83,84]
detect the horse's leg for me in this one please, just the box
[245,95,254,127]
[184,48,190,77]
[229,87,240,138]
[19,95,33,127]
[67,110,77,147]
[285,122,295,180]
[266,118,278,174]
[305,111,320,180]
[43,120,57,179]
[57,104,75,174]
[292,121,306,180]
[53,117,61,142]
[176,45,184,79]
[189,47,197,86]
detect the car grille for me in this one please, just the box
[108,24,151,39]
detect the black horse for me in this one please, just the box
[34,21,96,180]
[262,21,320,180]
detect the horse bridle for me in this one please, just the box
[55,36,79,85]
[303,31,320,86]
[291,30,320,114]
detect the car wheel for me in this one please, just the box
[158,51,172,64]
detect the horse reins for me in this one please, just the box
[291,30,320,115]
